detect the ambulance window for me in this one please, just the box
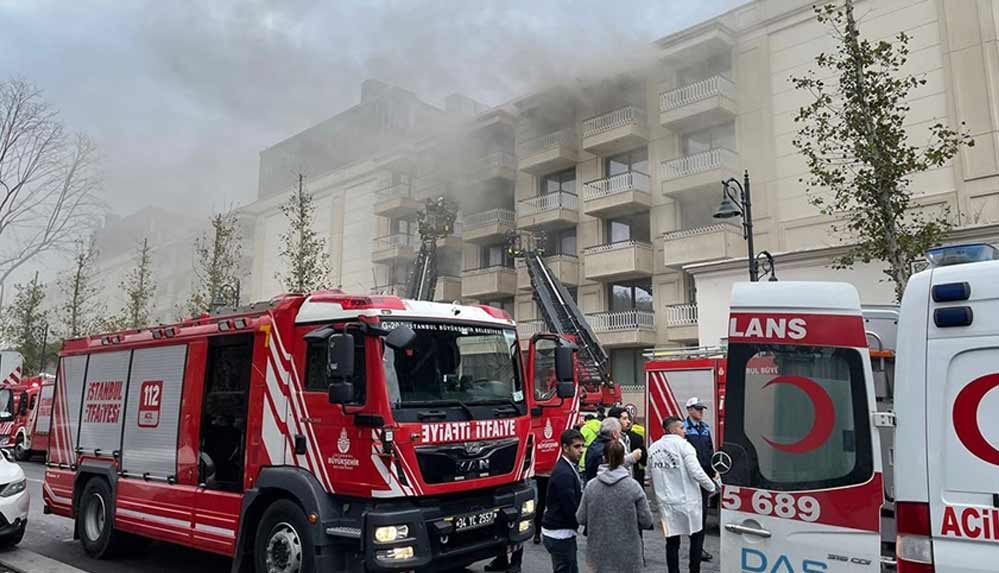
[725,343,873,491]
[304,337,366,404]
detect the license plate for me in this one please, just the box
[452,508,499,532]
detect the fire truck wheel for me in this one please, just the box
[254,500,315,573]
[77,478,123,559]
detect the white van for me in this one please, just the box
[716,243,999,573]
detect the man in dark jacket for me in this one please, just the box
[584,416,641,483]
[541,429,585,573]
[683,397,716,562]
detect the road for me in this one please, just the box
[15,460,720,572]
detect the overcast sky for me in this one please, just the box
[1,0,743,219]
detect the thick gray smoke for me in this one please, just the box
[1,0,742,216]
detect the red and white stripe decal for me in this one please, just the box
[1,366,20,386]
[646,371,683,431]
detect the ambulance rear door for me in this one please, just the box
[718,282,883,573]
[922,260,999,571]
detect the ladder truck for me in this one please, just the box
[406,197,458,302]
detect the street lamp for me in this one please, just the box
[210,282,241,314]
[713,170,776,282]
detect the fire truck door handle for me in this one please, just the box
[724,523,772,538]
[294,434,307,456]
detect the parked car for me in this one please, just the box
[0,449,27,546]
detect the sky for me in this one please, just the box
[1,0,744,220]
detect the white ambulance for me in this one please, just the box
[715,243,999,573]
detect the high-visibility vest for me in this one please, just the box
[578,418,602,470]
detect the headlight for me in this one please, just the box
[376,546,415,561]
[521,499,535,516]
[518,520,531,533]
[0,479,24,498]
[373,524,409,544]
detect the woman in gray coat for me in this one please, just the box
[575,440,654,572]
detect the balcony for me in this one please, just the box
[581,106,648,156]
[467,151,517,183]
[586,310,657,348]
[516,320,546,344]
[516,255,580,291]
[372,283,408,296]
[462,265,518,299]
[371,233,417,263]
[582,172,652,218]
[435,275,463,302]
[659,75,737,131]
[660,148,739,196]
[516,191,578,230]
[517,130,578,175]
[461,209,516,243]
[412,176,451,201]
[373,183,421,218]
[663,224,743,269]
[583,241,654,281]
[664,303,699,343]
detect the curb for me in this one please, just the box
[0,548,87,573]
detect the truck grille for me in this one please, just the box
[415,438,518,484]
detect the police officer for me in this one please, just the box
[683,397,716,563]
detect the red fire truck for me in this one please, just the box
[0,373,55,461]
[644,347,727,448]
[42,291,575,572]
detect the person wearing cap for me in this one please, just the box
[683,397,716,563]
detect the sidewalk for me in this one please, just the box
[0,548,87,573]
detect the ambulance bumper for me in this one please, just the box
[360,481,535,572]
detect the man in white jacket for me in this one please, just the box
[648,416,717,573]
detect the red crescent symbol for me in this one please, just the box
[953,373,999,466]
[761,375,835,454]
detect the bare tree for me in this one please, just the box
[57,235,104,338]
[0,78,104,285]
[187,210,242,315]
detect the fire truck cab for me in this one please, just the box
[43,291,574,572]
[0,374,54,461]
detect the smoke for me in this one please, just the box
[1,0,742,218]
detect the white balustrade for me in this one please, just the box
[372,233,416,251]
[584,240,653,256]
[375,182,412,202]
[660,148,737,180]
[518,191,577,217]
[665,303,698,326]
[582,106,645,137]
[463,209,516,229]
[663,223,738,241]
[518,130,576,157]
[582,171,650,201]
[659,74,736,112]
[586,310,656,332]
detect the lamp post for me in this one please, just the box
[210,282,241,314]
[713,170,776,282]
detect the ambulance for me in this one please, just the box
[716,243,999,573]
[42,291,576,572]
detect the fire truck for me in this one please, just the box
[42,291,576,572]
[643,346,726,449]
[0,351,21,388]
[0,373,55,461]
[715,243,999,573]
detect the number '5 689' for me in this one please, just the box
[721,486,821,522]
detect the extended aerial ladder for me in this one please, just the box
[407,196,459,301]
[507,231,620,408]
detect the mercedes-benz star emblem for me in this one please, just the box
[711,451,733,475]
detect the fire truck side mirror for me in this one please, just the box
[554,345,575,385]
[384,325,416,351]
[327,334,355,405]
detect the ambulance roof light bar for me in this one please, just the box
[925,243,998,268]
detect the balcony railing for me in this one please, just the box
[586,310,655,332]
[665,303,698,327]
[584,240,654,256]
[463,208,516,229]
[374,182,413,202]
[476,151,517,173]
[517,130,576,157]
[582,106,645,138]
[518,191,577,217]
[464,263,515,273]
[372,233,416,251]
[516,320,546,338]
[372,283,407,296]
[660,148,737,181]
[659,74,736,112]
[664,223,739,241]
[582,171,650,202]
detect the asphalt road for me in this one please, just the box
[14,460,720,572]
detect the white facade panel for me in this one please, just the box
[77,350,131,456]
[121,345,188,479]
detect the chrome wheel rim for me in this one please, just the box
[84,492,106,542]
[265,522,302,573]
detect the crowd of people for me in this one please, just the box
[489,398,720,573]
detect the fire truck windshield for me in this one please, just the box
[380,321,524,412]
